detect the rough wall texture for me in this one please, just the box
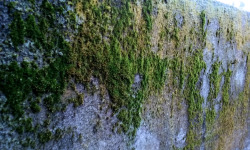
[0,0,249,150]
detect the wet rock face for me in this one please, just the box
[0,0,249,149]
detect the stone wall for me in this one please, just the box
[0,0,249,149]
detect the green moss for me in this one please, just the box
[43,119,51,128]
[200,11,206,31]
[38,17,48,36]
[69,0,168,136]
[55,128,64,141]
[209,62,221,98]
[205,61,221,131]
[170,56,185,89]
[21,138,35,148]
[222,69,232,106]
[205,67,234,149]
[9,12,25,48]
[16,117,33,134]
[226,26,235,42]
[117,109,130,132]
[0,61,33,117]
[185,49,206,149]
[68,10,76,29]
[142,0,153,31]
[179,60,185,89]
[38,129,53,144]
[70,93,84,107]
[44,95,57,112]
[7,1,16,11]
[25,14,40,41]
[172,25,180,48]
[200,10,207,43]
[28,0,35,5]
[41,0,56,25]
[30,101,41,113]
[206,108,216,127]
[0,0,83,147]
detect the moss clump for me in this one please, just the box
[206,108,216,128]
[16,117,33,134]
[9,12,25,48]
[38,129,53,144]
[70,93,84,107]
[200,10,206,32]
[0,61,36,117]
[43,95,59,112]
[222,69,232,105]
[21,138,35,148]
[1,2,72,145]
[54,128,64,141]
[117,109,130,132]
[69,0,168,136]
[200,10,207,43]
[0,54,69,116]
[209,62,221,98]
[30,98,41,113]
[174,27,180,47]
[186,50,206,120]
[41,0,56,25]
[170,57,185,89]
[25,14,41,47]
[28,0,35,5]
[142,0,153,31]
[7,1,16,11]
[185,49,206,149]
[205,62,221,130]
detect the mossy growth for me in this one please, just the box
[25,14,42,47]
[1,2,71,145]
[21,138,35,148]
[172,16,180,47]
[44,95,60,113]
[69,93,84,108]
[200,10,207,43]
[142,0,153,31]
[54,128,64,141]
[217,68,234,148]
[7,1,17,11]
[30,97,41,113]
[2,1,247,148]
[170,56,185,89]
[200,10,206,32]
[28,0,35,5]
[185,49,206,149]
[41,0,56,25]
[186,50,206,120]
[9,12,25,48]
[43,119,51,128]
[205,67,234,149]
[69,0,168,136]
[206,108,216,129]
[38,129,53,144]
[209,62,222,99]
[16,117,33,134]
[222,68,232,106]
[205,61,222,130]
[173,27,180,47]
[226,24,235,42]
[0,54,69,116]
